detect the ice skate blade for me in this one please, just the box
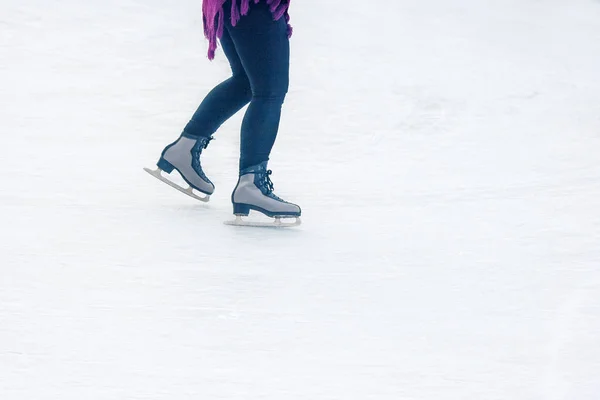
[224,215,301,228]
[143,167,210,203]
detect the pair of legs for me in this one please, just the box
[183,0,290,171]
[149,1,300,223]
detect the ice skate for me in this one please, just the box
[224,161,301,227]
[144,134,214,202]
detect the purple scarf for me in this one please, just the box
[202,0,292,60]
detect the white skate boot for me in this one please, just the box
[225,161,301,227]
[144,134,214,202]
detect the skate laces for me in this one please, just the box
[192,136,212,158]
[259,170,285,201]
[190,136,213,184]
[201,136,213,149]
[263,170,275,194]
[256,169,274,194]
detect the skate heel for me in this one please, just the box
[157,157,175,173]
[233,203,251,216]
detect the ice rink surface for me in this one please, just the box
[1,1,599,398]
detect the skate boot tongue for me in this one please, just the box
[258,170,275,195]
[190,136,214,185]
[258,170,288,202]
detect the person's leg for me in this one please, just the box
[223,1,290,171]
[150,28,253,198]
[225,2,300,220]
[182,28,252,138]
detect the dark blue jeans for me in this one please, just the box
[183,0,290,171]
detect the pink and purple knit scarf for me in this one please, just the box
[202,0,292,60]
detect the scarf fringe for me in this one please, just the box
[203,0,291,60]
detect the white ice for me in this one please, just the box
[1,0,599,399]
